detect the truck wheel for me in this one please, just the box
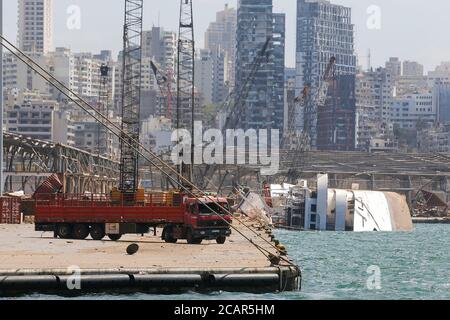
[216,236,226,244]
[72,224,89,240]
[162,226,177,244]
[186,230,202,245]
[108,234,122,241]
[90,224,105,240]
[56,224,72,239]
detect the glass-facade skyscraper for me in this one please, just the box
[236,0,285,131]
[296,0,356,149]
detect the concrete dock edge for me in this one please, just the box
[0,266,301,295]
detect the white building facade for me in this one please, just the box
[390,91,437,129]
[205,4,237,89]
[18,0,53,54]
[4,90,75,145]
[355,68,396,151]
[403,61,424,77]
[195,49,214,106]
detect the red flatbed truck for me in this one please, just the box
[34,193,232,245]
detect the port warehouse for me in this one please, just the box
[3,131,450,230]
[3,131,450,204]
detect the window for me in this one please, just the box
[198,203,230,215]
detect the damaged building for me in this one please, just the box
[317,74,356,151]
[295,0,357,149]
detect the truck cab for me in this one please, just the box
[162,197,232,245]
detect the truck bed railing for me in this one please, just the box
[34,193,183,208]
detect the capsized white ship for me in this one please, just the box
[277,174,413,232]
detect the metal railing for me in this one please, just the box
[34,193,183,208]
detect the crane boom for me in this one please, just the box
[150,61,174,119]
[199,38,271,189]
[119,0,144,200]
[221,37,271,132]
[282,56,336,182]
[315,56,336,107]
[294,56,336,144]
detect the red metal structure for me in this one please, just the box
[263,184,273,208]
[34,193,232,244]
[0,197,21,224]
[32,174,63,199]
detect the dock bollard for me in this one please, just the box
[276,244,287,256]
[268,254,281,266]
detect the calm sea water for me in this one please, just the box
[9,224,450,300]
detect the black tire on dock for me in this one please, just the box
[186,229,202,245]
[56,224,72,239]
[90,224,105,241]
[108,234,122,241]
[216,236,226,244]
[162,226,177,244]
[72,224,89,240]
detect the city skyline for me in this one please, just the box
[2,0,450,156]
[2,0,450,72]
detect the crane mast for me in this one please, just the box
[119,0,144,201]
[177,0,195,188]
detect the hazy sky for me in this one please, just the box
[2,0,450,72]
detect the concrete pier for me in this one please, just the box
[412,217,450,224]
[0,222,300,295]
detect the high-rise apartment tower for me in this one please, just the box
[18,0,53,54]
[236,0,285,131]
[296,0,356,148]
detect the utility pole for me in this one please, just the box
[0,0,4,196]
[177,0,195,188]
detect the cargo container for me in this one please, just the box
[0,197,21,224]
